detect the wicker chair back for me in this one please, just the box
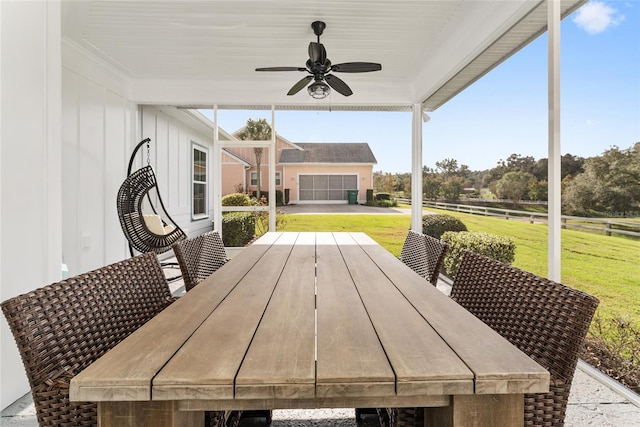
[399,230,448,286]
[450,251,599,426]
[1,253,177,427]
[172,230,228,292]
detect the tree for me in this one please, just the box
[563,143,640,214]
[441,176,465,200]
[496,171,534,204]
[237,118,272,199]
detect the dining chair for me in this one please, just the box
[399,230,448,286]
[1,252,230,427]
[384,251,599,427]
[172,230,229,292]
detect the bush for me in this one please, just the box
[373,198,398,207]
[222,192,250,206]
[421,214,468,240]
[441,231,516,277]
[375,192,391,201]
[221,212,255,247]
[250,190,285,206]
[366,189,374,205]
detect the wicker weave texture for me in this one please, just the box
[399,230,448,286]
[450,251,599,427]
[173,230,229,292]
[0,253,187,427]
[117,165,186,254]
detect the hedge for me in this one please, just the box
[221,212,255,247]
[440,231,516,278]
[422,214,468,240]
[222,192,250,206]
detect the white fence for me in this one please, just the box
[402,199,640,238]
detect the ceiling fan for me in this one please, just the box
[255,21,382,99]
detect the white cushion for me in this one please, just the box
[143,214,165,235]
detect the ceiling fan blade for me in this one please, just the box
[308,42,327,64]
[330,62,382,73]
[256,67,307,72]
[325,74,353,97]
[287,75,313,96]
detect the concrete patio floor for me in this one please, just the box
[3,206,639,425]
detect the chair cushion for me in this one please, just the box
[144,214,166,235]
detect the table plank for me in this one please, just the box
[334,233,474,397]
[235,232,316,400]
[316,232,395,398]
[152,233,299,400]
[70,239,276,402]
[350,232,549,395]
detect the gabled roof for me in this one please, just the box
[280,143,377,164]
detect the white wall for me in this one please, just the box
[140,106,216,241]
[1,1,63,409]
[61,62,136,275]
[1,6,217,409]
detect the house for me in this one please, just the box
[223,136,377,204]
[1,0,583,409]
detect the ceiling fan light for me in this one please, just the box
[308,81,330,99]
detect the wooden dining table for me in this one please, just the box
[70,231,549,426]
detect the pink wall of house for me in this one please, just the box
[221,151,246,195]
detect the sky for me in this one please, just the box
[209,1,639,174]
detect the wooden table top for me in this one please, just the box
[70,232,549,411]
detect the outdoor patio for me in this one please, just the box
[3,228,638,426]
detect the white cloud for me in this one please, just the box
[573,1,625,34]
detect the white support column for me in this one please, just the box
[547,0,561,281]
[269,106,276,231]
[411,104,423,232]
[213,106,223,234]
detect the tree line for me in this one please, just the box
[373,142,640,215]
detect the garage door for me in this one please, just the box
[299,175,358,201]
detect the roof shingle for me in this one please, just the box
[279,143,377,164]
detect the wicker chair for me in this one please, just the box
[1,253,232,427]
[385,251,599,427]
[172,230,229,292]
[399,230,448,286]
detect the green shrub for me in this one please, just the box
[222,192,250,206]
[373,198,398,207]
[422,214,468,239]
[366,189,374,205]
[441,231,516,278]
[250,190,285,206]
[221,212,255,247]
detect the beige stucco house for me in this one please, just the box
[223,135,376,204]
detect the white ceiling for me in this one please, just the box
[61,0,585,111]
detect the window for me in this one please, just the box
[192,144,208,218]
[250,171,281,186]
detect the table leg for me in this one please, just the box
[424,394,523,427]
[98,401,204,427]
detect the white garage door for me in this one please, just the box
[299,175,358,201]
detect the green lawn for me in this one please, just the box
[280,210,640,328]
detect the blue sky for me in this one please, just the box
[212,1,639,173]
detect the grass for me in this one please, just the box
[280,210,640,329]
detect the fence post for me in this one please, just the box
[530,215,534,224]
[561,218,567,229]
[605,222,612,236]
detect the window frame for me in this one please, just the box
[191,142,209,220]
[250,170,281,187]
